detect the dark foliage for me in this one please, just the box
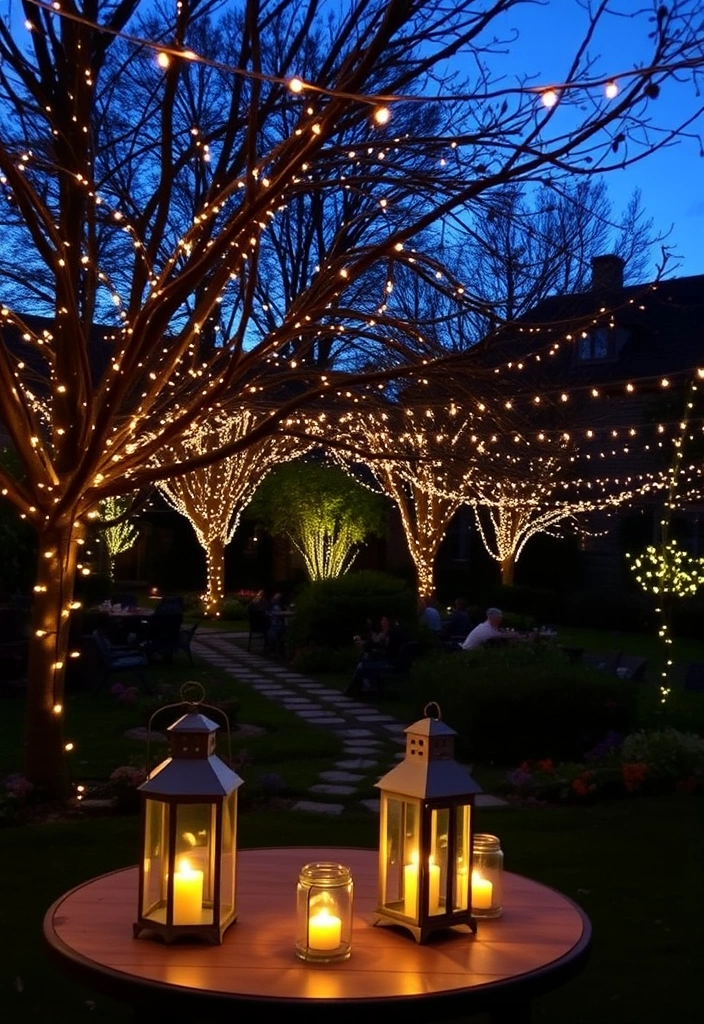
[410,644,640,763]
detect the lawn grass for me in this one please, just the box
[0,656,342,798]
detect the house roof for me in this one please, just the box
[491,270,704,389]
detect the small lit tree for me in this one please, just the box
[156,411,306,613]
[249,462,385,580]
[98,495,139,580]
[627,539,704,703]
[469,456,635,586]
[333,402,479,597]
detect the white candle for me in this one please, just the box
[457,865,469,910]
[308,908,341,950]
[403,859,419,916]
[428,860,441,914]
[472,870,493,911]
[173,857,204,925]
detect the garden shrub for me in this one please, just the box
[218,596,248,621]
[286,570,417,651]
[409,643,640,763]
[289,645,360,675]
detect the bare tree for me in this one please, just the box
[1,0,703,795]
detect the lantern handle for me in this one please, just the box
[423,701,442,720]
[144,696,235,774]
[180,680,206,704]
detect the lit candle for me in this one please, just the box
[428,860,441,914]
[471,870,493,911]
[173,857,204,925]
[308,908,341,951]
[457,864,469,910]
[404,852,419,916]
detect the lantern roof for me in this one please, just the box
[375,711,482,800]
[168,711,220,734]
[140,755,243,797]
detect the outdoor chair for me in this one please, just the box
[154,596,184,614]
[177,623,198,665]
[144,612,183,664]
[616,655,648,683]
[91,629,149,692]
[582,651,622,675]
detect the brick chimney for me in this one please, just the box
[591,254,624,293]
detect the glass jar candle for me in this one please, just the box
[471,834,503,919]
[296,862,353,962]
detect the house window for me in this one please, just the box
[578,327,610,362]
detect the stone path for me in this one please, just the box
[192,631,507,816]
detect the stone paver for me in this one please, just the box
[319,771,366,783]
[292,800,345,816]
[192,633,512,817]
[360,799,381,814]
[309,784,358,796]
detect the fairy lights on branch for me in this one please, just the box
[1,0,702,802]
[155,410,309,614]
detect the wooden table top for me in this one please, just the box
[44,847,591,1022]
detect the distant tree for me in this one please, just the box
[390,179,659,353]
[469,454,636,586]
[332,400,480,597]
[98,495,139,580]
[155,411,307,612]
[250,462,385,580]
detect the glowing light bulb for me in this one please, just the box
[373,106,391,126]
[541,89,559,108]
[289,77,304,93]
[605,80,619,99]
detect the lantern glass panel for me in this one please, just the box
[218,790,237,918]
[453,803,472,911]
[142,798,168,919]
[429,808,449,916]
[381,796,420,916]
[174,803,216,926]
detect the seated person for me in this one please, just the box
[418,596,442,633]
[346,614,407,695]
[461,607,508,650]
[442,597,472,640]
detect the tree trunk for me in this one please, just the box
[205,536,226,614]
[24,518,83,799]
[415,547,437,599]
[501,552,515,587]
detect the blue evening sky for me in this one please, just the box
[475,1,704,279]
[3,0,702,278]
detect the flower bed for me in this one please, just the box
[502,728,704,803]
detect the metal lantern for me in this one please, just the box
[374,704,482,943]
[133,710,244,944]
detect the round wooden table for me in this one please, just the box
[44,847,591,1023]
